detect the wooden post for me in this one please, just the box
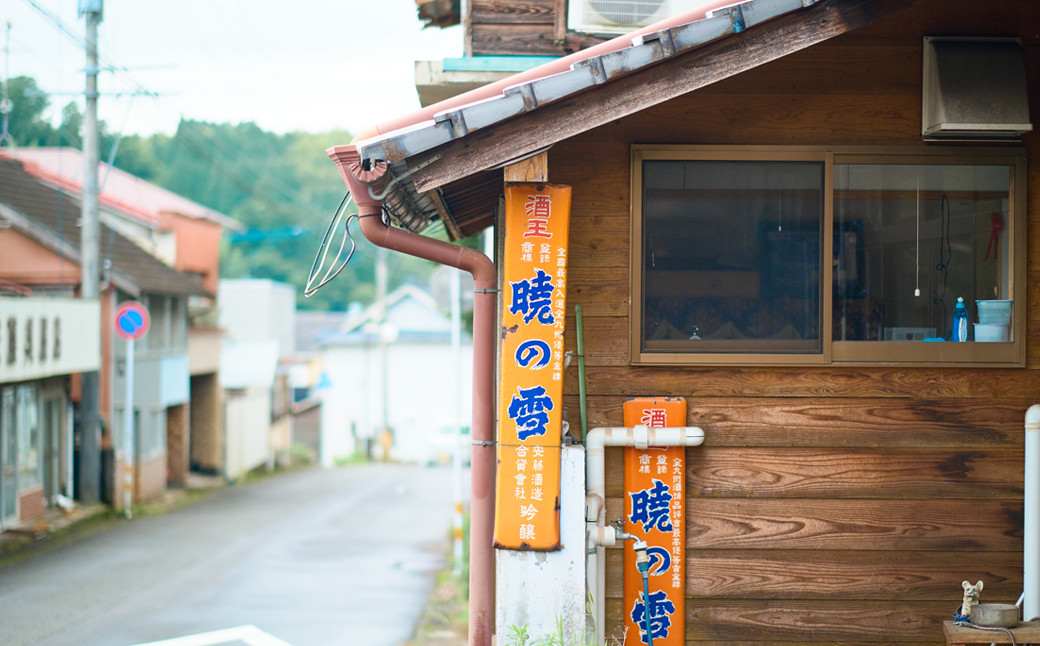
[554,0,568,46]
[504,151,548,183]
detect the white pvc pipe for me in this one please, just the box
[585,426,704,642]
[1024,405,1040,620]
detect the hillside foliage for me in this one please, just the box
[1,75,439,311]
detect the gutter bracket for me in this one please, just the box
[367,155,441,201]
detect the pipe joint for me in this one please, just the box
[585,493,603,523]
[633,425,649,449]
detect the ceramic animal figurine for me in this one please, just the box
[957,580,984,620]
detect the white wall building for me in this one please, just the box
[218,279,296,479]
[318,285,472,466]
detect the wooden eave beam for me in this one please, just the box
[409,0,922,193]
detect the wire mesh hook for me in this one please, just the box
[304,192,359,298]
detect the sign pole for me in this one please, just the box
[123,337,134,519]
[114,301,148,519]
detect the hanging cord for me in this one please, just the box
[99,95,139,290]
[933,194,951,338]
[914,179,921,297]
[304,192,358,297]
[985,211,1003,262]
[954,620,1017,645]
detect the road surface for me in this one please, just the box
[0,464,456,646]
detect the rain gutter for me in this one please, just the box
[327,146,498,646]
[352,0,748,143]
[347,0,821,169]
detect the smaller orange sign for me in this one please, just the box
[622,398,687,646]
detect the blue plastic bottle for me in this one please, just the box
[952,297,968,342]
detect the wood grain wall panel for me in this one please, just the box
[567,397,1030,449]
[702,43,922,96]
[684,499,1022,551]
[471,0,554,24]
[685,448,1022,499]
[601,598,957,643]
[472,23,564,56]
[620,94,923,146]
[603,549,1022,600]
[567,266,628,315]
[600,498,1022,551]
[560,214,628,267]
[564,365,1040,399]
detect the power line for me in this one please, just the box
[16,0,327,220]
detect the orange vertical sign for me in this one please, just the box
[493,184,572,550]
[622,398,687,646]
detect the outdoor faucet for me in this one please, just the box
[613,519,637,542]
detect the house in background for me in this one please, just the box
[0,296,99,531]
[216,279,295,479]
[317,284,472,466]
[0,157,207,515]
[331,0,1040,643]
[288,309,345,461]
[0,148,241,488]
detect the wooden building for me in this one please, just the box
[345,0,1040,643]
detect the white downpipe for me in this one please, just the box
[1024,405,1040,620]
[585,425,705,641]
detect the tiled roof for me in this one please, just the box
[0,157,209,297]
[0,148,242,231]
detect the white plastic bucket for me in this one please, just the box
[975,323,1009,342]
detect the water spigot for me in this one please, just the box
[613,519,637,541]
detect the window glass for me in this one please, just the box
[16,385,41,490]
[148,296,168,351]
[834,164,1012,342]
[641,160,824,354]
[633,146,1024,366]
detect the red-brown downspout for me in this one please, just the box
[327,144,497,646]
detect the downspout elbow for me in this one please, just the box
[1028,404,1040,428]
[326,144,496,289]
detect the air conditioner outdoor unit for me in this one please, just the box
[568,0,699,35]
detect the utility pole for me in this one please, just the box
[77,0,103,503]
[1,22,13,147]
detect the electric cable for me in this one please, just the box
[933,194,951,338]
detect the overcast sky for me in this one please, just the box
[4,0,462,138]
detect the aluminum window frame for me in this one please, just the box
[630,145,1027,367]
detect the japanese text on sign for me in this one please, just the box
[623,398,687,645]
[494,184,572,551]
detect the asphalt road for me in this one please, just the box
[0,464,456,646]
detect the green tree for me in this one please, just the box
[1,76,57,145]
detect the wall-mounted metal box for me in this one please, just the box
[922,37,1032,141]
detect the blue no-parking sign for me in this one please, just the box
[115,301,150,341]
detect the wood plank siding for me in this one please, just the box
[541,1,1040,643]
[470,0,606,55]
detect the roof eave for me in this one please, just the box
[0,200,141,296]
[351,0,923,235]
